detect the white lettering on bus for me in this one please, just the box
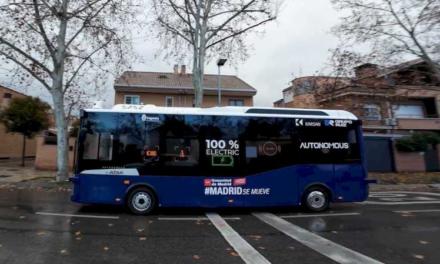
[204,187,270,196]
[299,142,349,150]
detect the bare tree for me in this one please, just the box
[151,0,279,107]
[0,0,137,181]
[331,0,440,79]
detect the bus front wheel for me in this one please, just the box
[303,186,330,212]
[127,187,157,215]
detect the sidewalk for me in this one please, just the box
[370,183,440,193]
[0,159,55,183]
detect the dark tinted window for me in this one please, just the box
[77,113,361,175]
[197,115,248,176]
[80,113,118,166]
[78,113,201,175]
[292,121,361,163]
[243,118,296,174]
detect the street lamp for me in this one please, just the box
[217,58,227,106]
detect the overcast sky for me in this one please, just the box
[0,0,342,108]
[130,0,342,107]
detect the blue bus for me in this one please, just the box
[71,105,373,215]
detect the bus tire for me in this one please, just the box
[303,186,330,212]
[126,187,157,215]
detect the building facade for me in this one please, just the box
[114,65,256,107]
[273,59,440,172]
[0,85,37,159]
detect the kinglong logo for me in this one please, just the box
[300,142,349,150]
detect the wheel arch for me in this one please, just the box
[301,182,333,203]
[125,183,159,205]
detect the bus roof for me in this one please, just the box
[83,104,358,120]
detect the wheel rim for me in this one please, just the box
[307,191,326,209]
[132,192,152,212]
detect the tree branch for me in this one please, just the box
[33,0,56,60]
[64,38,114,92]
[0,37,52,74]
[206,0,259,42]
[65,0,113,48]
[0,50,51,90]
[206,17,275,49]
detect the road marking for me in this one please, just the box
[364,191,440,205]
[360,201,440,205]
[158,216,241,221]
[370,191,440,197]
[35,212,119,220]
[254,212,383,264]
[279,212,360,218]
[394,209,440,214]
[206,213,270,264]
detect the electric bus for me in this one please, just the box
[71,104,373,215]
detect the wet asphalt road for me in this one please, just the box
[0,189,440,264]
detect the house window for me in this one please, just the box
[393,104,424,118]
[229,99,244,106]
[124,95,140,105]
[3,93,12,99]
[363,104,381,120]
[165,96,174,107]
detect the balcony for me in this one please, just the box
[397,118,440,130]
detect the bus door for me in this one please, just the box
[333,123,367,201]
[240,139,300,207]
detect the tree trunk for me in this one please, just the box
[192,50,203,107]
[192,45,207,107]
[193,65,204,107]
[52,89,69,181]
[192,0,207,108]
[53,5,69,182]
[21,134,26,167]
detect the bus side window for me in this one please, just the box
[243,117,294,173]
[99,133,113,161]
[163,138,199,167]
[294,125,361,163]
[83,132,113,161]
[245,140,293,169]
[83,133,99,160]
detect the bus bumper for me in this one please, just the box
[69,176,81,203]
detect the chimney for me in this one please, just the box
[180,65,186,75]
[173,64,179,74]
[354,63,379,79]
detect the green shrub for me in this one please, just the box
[395,132,440,152]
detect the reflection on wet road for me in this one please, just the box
[0,189,440,264]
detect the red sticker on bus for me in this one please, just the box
[204,179,212,187]
[233,178,246,186]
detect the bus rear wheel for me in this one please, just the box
[303,187,330,212]
[127,187,157,215]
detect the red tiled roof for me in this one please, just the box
[114,71,257,94]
